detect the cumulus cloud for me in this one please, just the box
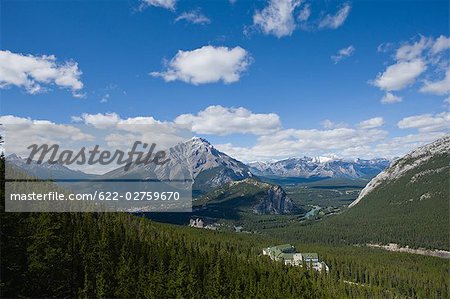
[320,119,347,129]
[0,115,94,158]
[253,0,301,38]
[381,92,402,104]
[372,35,450,99]
[395,36,431,61]
[140,0,176,10]
[216,126,388,162]
[397,112,450,133]
[74,107,281,137]
[373,59,427,91]
[211,111,449,161]
[6,107,450,163]
[150,46,251,85]
[420,68,450,95]
[72,112,163,129]
[431,35,450,54]
[0,50,84,97]
[352,131,448,159]
[174,105,281,135]
[358,117,384,129]
[72,113,121,129]
[175,9,211,25]
[70,112,190,154]
[331,45,355,64]
[318,3,351,29]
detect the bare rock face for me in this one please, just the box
[253,185,295,215]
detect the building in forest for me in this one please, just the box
[262,244,329,272]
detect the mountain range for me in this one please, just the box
[5,153,98,180]
[248,157,390,179]
[7,137,388,185]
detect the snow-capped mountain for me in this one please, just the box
[248,157,390,179]
[349,135,450,207]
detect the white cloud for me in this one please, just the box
[6,108,450,163]
[73,113,121,128]
[253,0,301,38]
[431,35,450,54]
[174,105,281,135]
[395,36,431,61]
[216,126,388,162]
[74,108,281,137]
[320,119,347,129]
[373,59,427,91]
[0,115,94,157]
[381,92,402,104]
[420,68,450,95]
[140,0,176,10]
[357,131,448,159]
[358,117,384,129]
[175,9,211,25]
[72,112,165,129]
[150,46,251,85]
[318,3,351,29]
[331,45,355,64]
[70,112,189,154]
[298,3,311,22]
[373,35,450,99]
[0,50,84,97]
[397,112,450,133]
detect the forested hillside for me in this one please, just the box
[257,137,449,251]
[1,158,448,298]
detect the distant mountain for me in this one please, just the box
[6,154,98,180]
[248,157,390,179]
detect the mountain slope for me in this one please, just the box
[297,136,450,250]
[248,157,389,179]
[349,135,450,207]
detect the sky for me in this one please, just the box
[1,0,449,162]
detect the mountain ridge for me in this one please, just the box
[248,156,390,179]
[349,135,450,207]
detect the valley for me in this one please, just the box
[144,136,450,255]
[4,135,449,298]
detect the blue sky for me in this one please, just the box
[1,0,449,161]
